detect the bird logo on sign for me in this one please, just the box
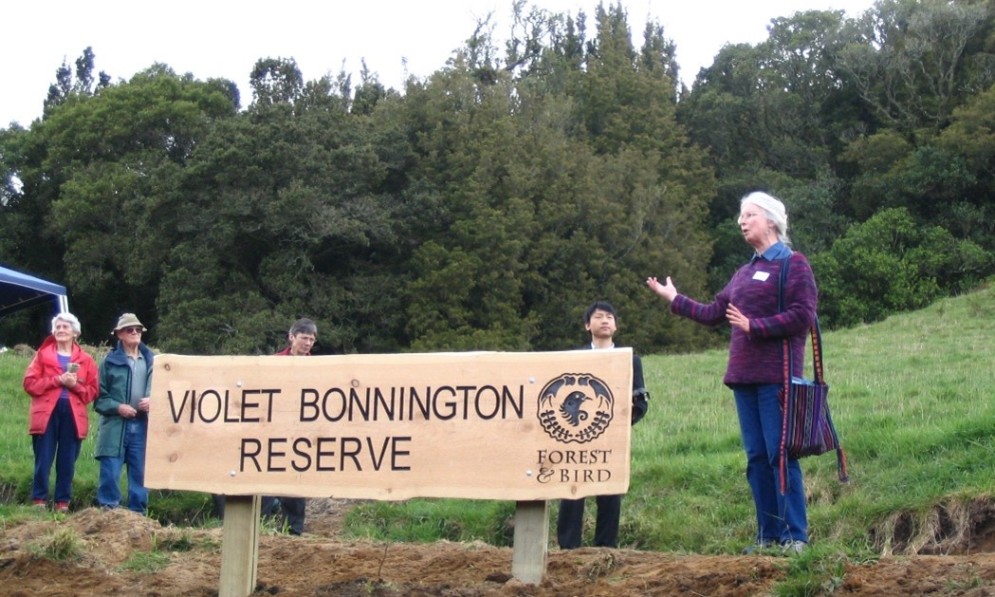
[537,373,614,443]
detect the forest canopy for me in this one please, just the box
[2,0,993,355]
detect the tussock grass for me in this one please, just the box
[121,550,171,573]
[119,529,206,573]
[28,527,83,561]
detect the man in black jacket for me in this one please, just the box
[557,301,649,549]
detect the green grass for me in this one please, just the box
[27,526,84,561]
[0,349,217,524]
[121,550,171,573]
[345,499,517,545]
[635,283,995,557]
[2,284,994,592]
[339,283,995,560]
[120,529,202,573]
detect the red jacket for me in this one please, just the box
[23,335,99,439]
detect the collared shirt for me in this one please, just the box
[752,241,792,263]
[128,353,149,408]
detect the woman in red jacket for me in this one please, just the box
[23,312,99,512]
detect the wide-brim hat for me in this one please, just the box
[111,313,147,335]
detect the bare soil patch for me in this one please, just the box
[3,500,995,596]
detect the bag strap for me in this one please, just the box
[777,257,791,494]
[777,255,823,382]
[777,255,848,493]
[810,318,825,384]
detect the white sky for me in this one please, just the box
[2,0,875,128]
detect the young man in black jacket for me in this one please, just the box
[557,301,649,549]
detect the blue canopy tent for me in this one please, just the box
[0,265,68,318]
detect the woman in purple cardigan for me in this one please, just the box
[646,191,817,555]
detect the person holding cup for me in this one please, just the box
[23,312,98,512]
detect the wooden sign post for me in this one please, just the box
[217,495,260,596]
[146,350,634,594]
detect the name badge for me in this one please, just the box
[752,271,770,282]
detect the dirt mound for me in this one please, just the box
[871,497,995,556]
[3,504,995,596]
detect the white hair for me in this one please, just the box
[741,191,791,246]
[51,312,82,336]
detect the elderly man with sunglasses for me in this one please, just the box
[94,313,155,514]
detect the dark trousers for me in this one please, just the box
[31,400,81,504]
[213,495,307,536]
[557,494,622,549]
[261,496,307,535]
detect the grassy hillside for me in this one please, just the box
[628,281,995,556]
[2,284,993,559]
[344,283,995,557]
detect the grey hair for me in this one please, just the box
[741,191,791,246]
[51,312,82,336]
[289,318,318,337]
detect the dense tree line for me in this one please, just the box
[2,0,993,355]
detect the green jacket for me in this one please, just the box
[93,342,154,459]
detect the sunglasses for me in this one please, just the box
[121,326,144,334]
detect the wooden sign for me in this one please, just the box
[146,350,633,501]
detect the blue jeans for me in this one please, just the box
[97,418,148,514]
[732,383,808,544]
[32,399,81,503]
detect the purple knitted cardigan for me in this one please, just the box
[670,251,818,386]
